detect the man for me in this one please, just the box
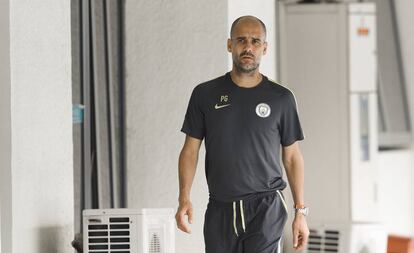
[176,15,309,253]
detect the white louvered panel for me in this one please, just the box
[307,228,340,253]
[148,228,162,253]
[86,216,131,253]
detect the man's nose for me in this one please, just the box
[243,40,253,52]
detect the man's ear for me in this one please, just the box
[263,41,268,55]
[227,38,232,52]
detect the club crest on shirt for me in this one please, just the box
[255,103,271,118]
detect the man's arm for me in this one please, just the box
[175,135,202,234]
[282,141,305,207]
[282,141,309,251]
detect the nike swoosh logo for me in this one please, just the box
[214,103,231,109]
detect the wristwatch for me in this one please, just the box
[294,204,309,217]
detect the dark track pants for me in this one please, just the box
[203,190,289,253]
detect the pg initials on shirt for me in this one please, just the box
[220,95,228,102]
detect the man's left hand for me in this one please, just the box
[292,213,309,251]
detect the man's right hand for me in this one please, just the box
[175,199,194,233]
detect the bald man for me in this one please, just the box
[176,16,309,253]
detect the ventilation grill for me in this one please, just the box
[307,229,340,253]
[87,217,131,253]
[148,228,163,253]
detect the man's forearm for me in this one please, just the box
[178,150,198,203]
[283,153,305,207]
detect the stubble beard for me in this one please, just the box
[233,57,260,74]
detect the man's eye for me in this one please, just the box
[253,40,261,45]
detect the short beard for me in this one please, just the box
[234,60,259,73]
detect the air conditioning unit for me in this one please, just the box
[305,223,387,253]
[83,208,175,253]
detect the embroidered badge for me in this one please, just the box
[255,103,271,118]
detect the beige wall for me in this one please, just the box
[0,0,11,252]
[124,1,227,252]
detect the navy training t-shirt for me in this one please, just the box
[181,72,305,202]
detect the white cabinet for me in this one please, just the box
[279,2,379,224]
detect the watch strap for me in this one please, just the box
[294,203,306,209]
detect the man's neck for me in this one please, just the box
[230,69,263,88]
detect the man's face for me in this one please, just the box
[228,19,267,73]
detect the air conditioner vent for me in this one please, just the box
[86,216,131,253]
[148,228,162,253]
[307,228,340,253]
[110,217,130,223]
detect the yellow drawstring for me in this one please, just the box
[233,200,247,236]
[233,201,239,236]
[240,200,246,233]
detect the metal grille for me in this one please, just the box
[307,229,340,253]
[87,217,131,253]
[148,228,162,253]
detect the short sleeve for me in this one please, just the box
[280,91,305,146]
[180,86,205,140]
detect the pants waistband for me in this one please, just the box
[208,189,281,207]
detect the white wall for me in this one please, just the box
[1,0,75,252]
[378,150,414,236]
[124,1,228,252]
[228,0,277,80]
[378,0,414,237]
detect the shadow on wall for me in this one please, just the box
[36,225,72,253]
